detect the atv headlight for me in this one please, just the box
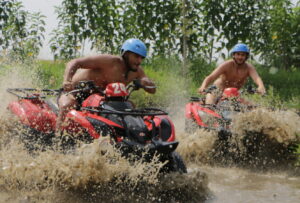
[197,110,217,125]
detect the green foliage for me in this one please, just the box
[256,0,300,70]
[50,0,121,59]
[255,64,300,106]
[35,60,65,88]
[131,57,188,108]
[33,57,300,111]
[200,0,271,58]
[49,0,300,72]
[0,0,45,62]
[188,57,216,86]
[49,0,211,63]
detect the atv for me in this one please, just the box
[7,80,187,173]
[185,86,300,168]
[185,85,255,137]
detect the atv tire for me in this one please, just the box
[164,151,187,173]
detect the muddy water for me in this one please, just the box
[175,106,300,202]
[196,165,300,203]
[1,65,300,202]
[0,131,210,202]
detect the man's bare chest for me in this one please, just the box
[226,67,248,81]
[93,69,138,85]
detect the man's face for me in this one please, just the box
[126,52,144,71]
[233,52,248,65]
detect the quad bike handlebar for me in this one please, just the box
[82,106,168,116]
[132,79,156,90]
[7,80,156,101]
[65,80,103,96]
[66,79,156,99]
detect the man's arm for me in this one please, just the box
[198,63,227,94]
[63,54,114,91]
[248,65,266,94]
[137,68,156,94]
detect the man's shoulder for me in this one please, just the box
[218,59,234,69]
[89,54,123,63]
[245,62,255,69]
[94,54,120,59]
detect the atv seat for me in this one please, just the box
[102,101,134,111]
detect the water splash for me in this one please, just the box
[177,108,300,172]
[0,65,210,202]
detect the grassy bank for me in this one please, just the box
[29,57,300,110]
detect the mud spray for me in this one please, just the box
[176,108,300,171]
[171,90,300,202]
[0,65,210,203]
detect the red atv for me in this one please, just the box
[7,80,186,173]
[185,86,255,137]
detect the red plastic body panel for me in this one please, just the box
[185,101,222,127]
[223,87,240,98]
[144,115,176,142]
[158,115,176,142]
[8,99,56,133]
[105,83,128,97]
[64,110,124,139]
[82,94,104,107]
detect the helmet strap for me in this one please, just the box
[122,53,137,79]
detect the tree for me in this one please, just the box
[50,0,205,62]
[50,0,121,60]
[50,0,299,71]
[0,0,45,61]
[256,0,300,70]
[200,0,270,59]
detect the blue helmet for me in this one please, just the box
[230,43,250,55]
[121,38,147,58]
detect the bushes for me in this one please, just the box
[34,57,300,109]
[36,60,65,88]
[255,64,300,106]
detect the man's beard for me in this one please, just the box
[123,55,138,72]
[233,58,246,65]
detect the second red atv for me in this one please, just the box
[185,86,255,136]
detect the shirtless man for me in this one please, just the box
[198,43,266,104]
[56,38,156,131]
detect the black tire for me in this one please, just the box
[164,151,187,173]
[172,151,188,173]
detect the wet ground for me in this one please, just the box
[0,66,300,202]
[198,165,300,203]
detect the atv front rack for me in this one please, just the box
[7,88,61,99]
[82,106,168,116]
[190,97,203,102]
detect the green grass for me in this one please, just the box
[258,66,300,96]
[36,60,65,88]
[32,57,300,110]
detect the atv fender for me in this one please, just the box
[8,99,56,133]
[144,115,175,142]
